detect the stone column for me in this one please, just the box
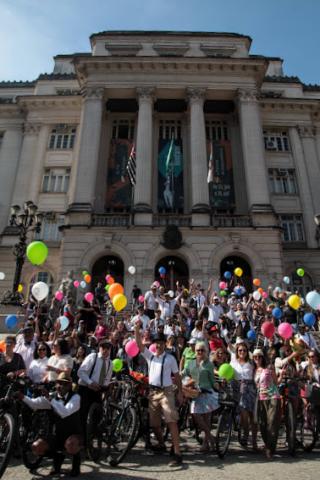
[68,87,104,216]
[11,123,41,208]
[237,88,272,213]
[28,125,50,203]
[134,87,154,225]
[0,124,23,233]
[289,127,316,247]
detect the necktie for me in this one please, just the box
[99,358,107,386]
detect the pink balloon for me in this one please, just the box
[278,322,293,340]
[219,281,227,290]
[149,343,157,353]
[55,291,63,301]
[105,274,111,282]
[84,292,94,303]
[261,321,275,339]
[262,291,268,299]
[125,340,140,358]
[73,280,80,288]
[138,295,145,303]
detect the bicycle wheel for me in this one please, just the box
[216,408,233,459]
[296,408,318,452]
[86,403,104,463]
[108,405,137,466]
[0,412,15,478]
[285,402,296,456]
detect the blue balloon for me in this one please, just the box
[5,314,18,330]
[303,313,316,327]
[235,287,242,296]
[158,266,166,275]
[272,307,283,320]
[247,329,256,341]
[224,271,232,280]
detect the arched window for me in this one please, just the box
[154,256,189,291]
[29,271,54,299]
[290,271,313,297]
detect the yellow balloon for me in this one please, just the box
[18,284,23,293]
[112,293,127,312]
[288,294,301,310]
[234,267,243,277]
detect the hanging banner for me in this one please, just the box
[157,138,184,211]
[207,140,234,209]
[106,139,133,209]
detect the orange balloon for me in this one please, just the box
[84,274,91,283]
[108,283,124,299]
[258,287,263,294]
[253,278,261,287]
[0,340,5,352]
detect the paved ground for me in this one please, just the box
[4,437,320,480]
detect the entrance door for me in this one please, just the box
[91,255,124,289]
[220,256,252,293]
[154,256,189,291]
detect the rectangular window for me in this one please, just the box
[35,214,64,242]
[42,168,70,193]
[205,120,228,141]
[279,214,305,242]
[268,168,297,194]
[263,130,290,152]
[48,125,76,150]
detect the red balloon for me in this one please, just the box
[261,321,275,339]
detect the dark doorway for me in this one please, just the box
[154,256,189,291]
[91,255,124,289]
[220,256,252,293]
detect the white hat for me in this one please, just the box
[187,338,197,344]
[253,348,264,357]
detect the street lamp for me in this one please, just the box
[1,201,44,305]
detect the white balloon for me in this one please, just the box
[59,315,69,331]
[80,280,86,289]
[128,266,136,275]
[0,272,5,280]
[168,290,175,298]
[31,281,49,302]
[283,276,290,285]
[252,290,261,301]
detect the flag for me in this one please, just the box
[126,143,136,186]
[207,141,214,183]
[165,138,174,175]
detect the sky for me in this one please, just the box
[0,0,319,84]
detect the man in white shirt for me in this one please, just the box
[134,324,183,467]
[156,292,181,319]
[144,284,158,319]
[208,296,224,323]
[14,325,37,373]
[130,305,150,332]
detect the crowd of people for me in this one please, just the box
[1,276,320,475]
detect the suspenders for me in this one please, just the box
[150,353,167,387]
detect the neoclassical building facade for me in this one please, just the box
[0,30,320,297]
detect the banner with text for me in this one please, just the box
[207,140,234,209]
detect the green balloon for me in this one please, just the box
[220,290,227,297]
[82,270,88,276]
[26,241,48,266]
[218,363,234,381]
[297,268,305,277]
[105,284,110,292]
[112,358,123,373]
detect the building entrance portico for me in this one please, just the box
[154,256,189,291]
[220,255,252,293]
[91,255,124,289]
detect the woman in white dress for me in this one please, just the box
[45,338,73,383]
[28,342,51,384]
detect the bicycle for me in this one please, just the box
[215,380,242,458]
[295,382,320,452]
[278,378,298,456]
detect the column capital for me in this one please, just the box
[136,86,155,102]
[186,87,206,104]
[23,123,41,136]
[236,88,259,103]
[298,125,316,139]
[81,86,105,100]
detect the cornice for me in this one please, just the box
[0,103,23,119]
[17,95,82,110]
[260,97,320,113]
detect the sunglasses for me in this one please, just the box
[309,355,316,358]
[238,349,247,352]
[196,349,205,353]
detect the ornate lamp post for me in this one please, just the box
[1,201,44,305]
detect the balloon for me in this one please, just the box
[306,291,320,310]
[80,280,86,289]
[288,294,301,310]
[112,358,123,373]
[138,295,145,303]
[218,363,234,381]
[73,280,80,288]
[262,291,268,299]
[274,286,282,293]
[113,293,127,312]
[297,268,305,277]
[105,274,111,282]
[17,284,23,293]
[59,315,69,331]
[0,340,5,352]
[82,270,88,276]
[283,276,290,285]
[105,284,110,292]
[128,266,136,275]
[160,273,165,279]
[125,339,139,358]
[234,287,242,296]
[31,281,49,302]
[108,283,124,300]
[272,307,283,319]
[219,281,227,290]
[26,241,48,265]
[252,291,261,301]
[158,266,166,275]
[278,322,293,340]
[234,267,243,277]
[0,272,5,280]
[84,292,94,303]
[304,313,316,327]
[247,329,256,341]
[149,343,157,353]
[84,274,91,283]
[258,287,263,294]
[5,314,18,330]
[107,276,115,285]
[253,278,261,287]
[220,290,227,297]
[224,271,232,280]
[261,321,275,339]
[168,290,175,298]
[55,291,63,301]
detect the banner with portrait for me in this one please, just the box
[207,140,234,209]
[157,139,184,211]
[106,139,133,210]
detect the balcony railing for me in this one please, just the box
[211,214,253,228]
[92,214,131,227]
[152,214,192,227]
